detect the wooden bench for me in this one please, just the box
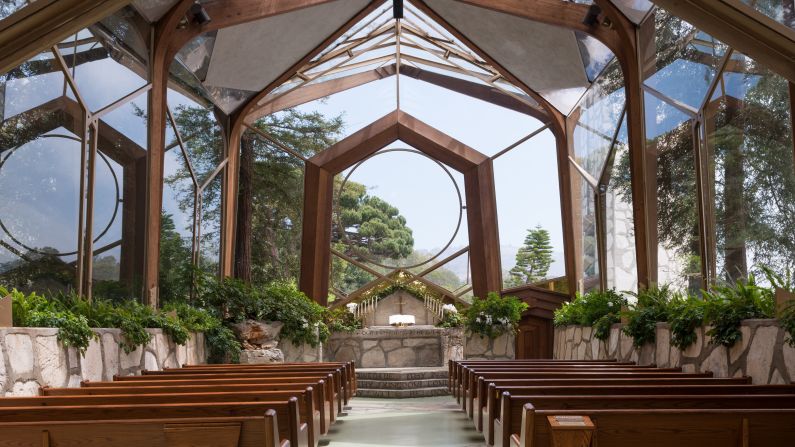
[496,393,795,447]
[41,380,334,434]
[0,399,306,447]
[3,388,322,447]
[512,406,795,447]
[0,413,287,447]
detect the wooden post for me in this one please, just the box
[298,162,335,305]
[464,159,502,298]
[0,295,11,327]
[776,288,795,317]
[547,415,596,447]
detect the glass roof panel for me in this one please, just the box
[575,31,616,82]
[132,0,180,23]
[0,0,28,21]
[611,0,654,24]
[740,0,794,30]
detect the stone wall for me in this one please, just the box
[0,328,206,396]
[463,333,515,360]
[279,339,322,363]
[554,320,795,384]
[324,326,463,368]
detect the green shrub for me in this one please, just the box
[703,274,775,347]
[8,288,96,353]
[553,289,626,341]
[324,307,363,333]
[164,302,241,363]
[622,285,672,347]
[462,292,527,338]
[764,267,795,347]
[667,293,706,349]
[436,304,463,328]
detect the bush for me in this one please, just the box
[553,289,627,340]
[9,288,96,353]
[667,293,706,349]
[622,285,673,347]
[462,292,527,338]
[324,307,362,333]
[436,304,463,328]
[703,274,775,347]
[164,302,241,363]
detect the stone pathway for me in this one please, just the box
[320,396,485,447]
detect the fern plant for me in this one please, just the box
[622,285,672,347]
[703,273,775,347]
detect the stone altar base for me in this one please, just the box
[324,326,463,368]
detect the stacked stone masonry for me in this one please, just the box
[554,320,795,384]
[0,328,206,396]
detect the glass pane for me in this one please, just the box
[160,147,194,303]
[575,31,615,82]
[0,128,81,293]
[741,0,794,30]
[612,0,654,24]
[644,9,728,110]
[0,0,28,21]
[644,92,702,292]
[602,117,638,292]
[580,178,600,292]
[493,129,566,290]
[167,88,225,185]
[572,58,625,181]
[243,126,306,286]
[199,172,221,274]
[705,53,795,281]
[1,50,65,121]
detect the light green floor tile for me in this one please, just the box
[320,396,486,447]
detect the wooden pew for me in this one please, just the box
[482,381,792,444]
[473,377,751,444]
[0,413,287,447]
[93,373,344,416]
[136,367,350,405]
[464,369,702,416]
[1,389,322,447]
[0,399,306,447]
[513,406,795,447]
[496,392,795,447]
[41,381,333,434]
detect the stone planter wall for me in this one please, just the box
[278,339,322,363]
[0,328,206,396]
[554,320,795,384]
[464,332,515,360]
[324,326,463,368]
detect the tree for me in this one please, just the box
[507,225,553,287]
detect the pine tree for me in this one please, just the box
[508,225,553,287]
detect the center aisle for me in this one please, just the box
[320,396,485,447]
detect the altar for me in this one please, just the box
[324,325,464,368]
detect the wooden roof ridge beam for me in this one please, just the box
[396,110,487,171]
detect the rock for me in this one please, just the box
[0,344,7,392]
[590,338,600,360]
[5,333,34,379]
[669,346,681,367]
[163,353,179,368]
[639,343,654,366]
[101,333,120,380]
[175,342,187,367]
[9,380,40,396]
[36,335,67,387]
[656,327,671,367]
[581,327,592,342]
[380,339,402,351]
[144,351,158,371]
[783,341,795,380]
[683,328,703,358]
[746,326,778,384]
[67,374,81,388]
[681,363,696,373]
[417,347,441,366]
[573,327,582,344]
[729,325,752,364]
[403,338,437,348]
[465,335,489,356]
[577,341,588,360]
[154,332,170,365]
[493,335,509,357]
[80,338,103,382]
[240,348,284,364]
[362,340,379,350]
[333,346,358,363]
[361,347,385,368]
[386,347,416,367]
[232,320,283,347]
[608,328,619,356]
[701,346,728,377]
[769,369,786,384]
[619,332,634,360]
[120,345,143,371]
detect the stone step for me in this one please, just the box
[356,378,448,390]
[355,387,450,398]
[356,369,448,381]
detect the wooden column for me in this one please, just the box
[790,82,795,175]
[464,159,502,298]
[561,114,583,295]
[220,121,241,278]
[141,0,194,307]
[298,162,335,305]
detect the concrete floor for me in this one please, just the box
[320,396,485,447]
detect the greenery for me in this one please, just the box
[554,289,627,341]
[703,274,775,347]
[6,286,221,356]
[436,305,463,328]
[666,292,705,349]
[323,307,363,333]
[462,292,527,338]
[506,225,554,287]
[622,285,673,347]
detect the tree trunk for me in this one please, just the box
[721,100,748,281]
[234,133,254,283]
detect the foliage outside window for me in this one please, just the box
[462,292,527,339]
[506,226,554,287]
